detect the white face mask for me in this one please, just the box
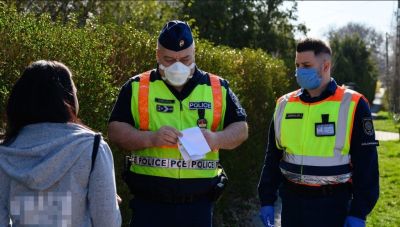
[159,62,195,86]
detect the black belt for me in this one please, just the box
[283,178,352,197]
[133,190,211,204]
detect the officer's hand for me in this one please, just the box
[151,126,182,147]
[259,206,274,227]
[344,216,365,227]
[200,129,219,150]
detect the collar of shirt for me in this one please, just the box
[298,78,338,103]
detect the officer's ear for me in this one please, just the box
[320,54,331,74]
[323,60,331,74]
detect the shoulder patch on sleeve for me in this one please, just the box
[362,118,375,136]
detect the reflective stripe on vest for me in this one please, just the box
[131,155,218,170]
[209,74,223,132]
[274,86,362,185]
[281,168,352,185]
[131,71,225,179]
[138,71,151,131]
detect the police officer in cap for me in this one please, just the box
[108,20,248,227]
[258,38,379,227]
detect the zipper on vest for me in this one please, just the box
[178,99,183,180]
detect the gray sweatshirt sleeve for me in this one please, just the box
[0,169,10,226]
[88,140,122,227]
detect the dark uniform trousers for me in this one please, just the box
[130,198,214,227]
[279,184,351,227]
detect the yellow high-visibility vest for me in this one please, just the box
[129,70,227,179]
[274,86,364,185]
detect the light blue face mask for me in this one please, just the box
[295,68,322,90]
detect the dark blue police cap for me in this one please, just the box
[158,20,193,51]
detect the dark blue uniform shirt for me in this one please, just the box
[258,79,379,220]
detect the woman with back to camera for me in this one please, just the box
[0,60,121,226]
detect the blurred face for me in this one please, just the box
[295,50,331,88]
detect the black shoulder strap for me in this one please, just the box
[90,133,101,173]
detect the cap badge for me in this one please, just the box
[179,40,185,47]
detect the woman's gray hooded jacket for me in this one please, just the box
[0,123,121,226]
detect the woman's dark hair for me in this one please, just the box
[2,60,79,144]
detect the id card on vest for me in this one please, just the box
[315,122,336,136]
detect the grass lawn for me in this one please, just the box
[373,111,400,133]
[367,140,400,227]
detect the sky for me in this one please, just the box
[292,1,397,40]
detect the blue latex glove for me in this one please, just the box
[259,206,274,227]
[344,216,366,227]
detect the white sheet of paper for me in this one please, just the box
[178,127,211,161]
[178,141,191,161]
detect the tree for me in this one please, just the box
[180,0,307,64]
[330,34,378,102]
[5,0,100,26]
[327,23,385,80]
[4,0,181,32]
[97,1,181,35]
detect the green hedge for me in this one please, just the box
[0,5,117,132]
[0,4,291,226]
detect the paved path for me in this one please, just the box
[376,130,399,141]
[371,88,385,115]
